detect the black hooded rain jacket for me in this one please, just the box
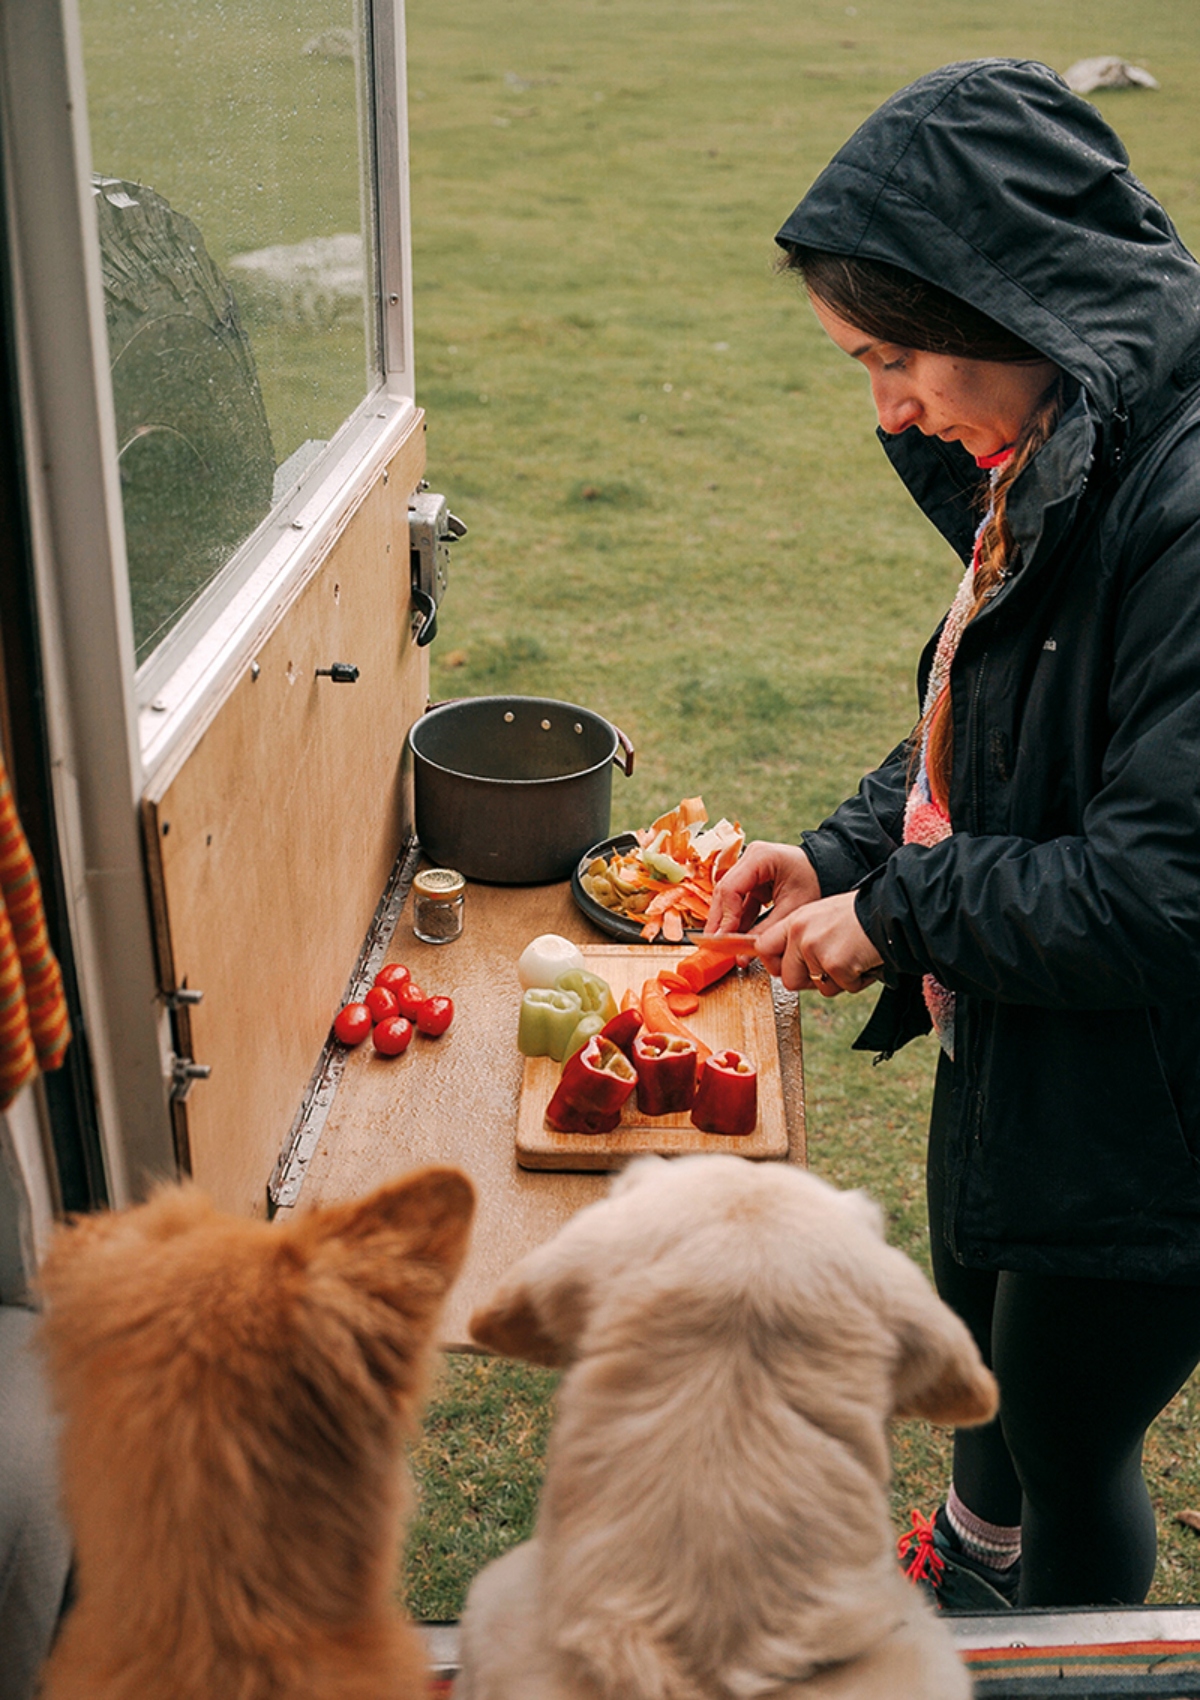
[776,59,1200,1282]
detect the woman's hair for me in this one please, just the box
[779,246,1044,363]
[780,244,1064,809]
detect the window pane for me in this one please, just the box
[79,1,378,664]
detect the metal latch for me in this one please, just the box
[409,489,466,647]
[170,1054,211,1102]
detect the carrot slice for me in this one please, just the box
[666,989,700,1017]
[656,969,691,993]
[621,986,642,1016]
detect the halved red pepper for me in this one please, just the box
[545,1035,637,1135]
[640,979,712,1069]
[689,1049,757,1136]
[599,1007,643,1060]
[633,1031,698,1116]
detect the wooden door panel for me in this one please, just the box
[142,413,427,1213]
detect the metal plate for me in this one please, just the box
[569,833,655,942]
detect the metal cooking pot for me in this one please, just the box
[409,695,635,885]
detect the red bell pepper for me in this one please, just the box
[599,1007,643,1060]
[545,1035,637,1135]
[633,1031,698,1116]
[689,1049,757,1136]
[640,979,712,1069]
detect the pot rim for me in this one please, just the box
[409,694,620,786]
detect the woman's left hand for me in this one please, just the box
[752,890,884,995]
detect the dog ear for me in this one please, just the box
[883,1252,999,1426]
[302,1166,475,1308]
[468,1234,593,1368]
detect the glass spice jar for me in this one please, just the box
[412,867,466,944]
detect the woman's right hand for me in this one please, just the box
[705,841,822,935]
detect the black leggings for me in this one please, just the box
[927,1062,1200,1607]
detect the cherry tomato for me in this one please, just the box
[395,982,428,1021]
[372,1016,414,1056]
[364,985,400,1023]
[333,1002,373,1046]
[374,963,412,994]
[416,995,454,1037]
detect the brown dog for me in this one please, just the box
[456,1155,996,1700]
[37,1166,474,1700]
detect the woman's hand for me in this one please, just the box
[754,890,884,996]
[705,841,822,935]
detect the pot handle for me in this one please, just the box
[611,725,635,777]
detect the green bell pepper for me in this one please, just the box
[518,986,584,1061]
[554,968,618,1026]
[561,1012,607,1063]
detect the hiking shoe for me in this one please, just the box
[897,1507,1019,1612]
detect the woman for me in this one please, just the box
[708,59,1200,1610]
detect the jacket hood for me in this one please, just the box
[776,60,1200,440]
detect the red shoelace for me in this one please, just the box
[898,1508,945,1586]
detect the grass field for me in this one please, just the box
[400,0,1200,1617]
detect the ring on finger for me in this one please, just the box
[810,966,829,983]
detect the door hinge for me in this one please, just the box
[409,489,466,647]
[170,1054,211,1102]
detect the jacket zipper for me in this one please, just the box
[967,651,989,836]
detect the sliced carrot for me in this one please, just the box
[621,986,642,1015]
[676,948,738,994]
[666,989,700,1017]
[596,797,745,941]
[656,968,691,993]
[640,979,711,1069]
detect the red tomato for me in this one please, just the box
[333,1002,372,1046]
[416,995,454,1036]
[374,963,412,994]
[395,982,428,1021]
[364,985,400,1022]
[372,1016,414,1056]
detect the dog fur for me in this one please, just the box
[37,1165,475,1700]
[456,1154,996,1700]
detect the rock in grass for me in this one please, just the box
[1063,56,1159,94]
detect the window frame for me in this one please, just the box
[132,0,419,772]
[0,0,417,1202]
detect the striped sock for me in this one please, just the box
[946,1485,1022,1572]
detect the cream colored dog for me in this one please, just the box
[455,1154,996,1700]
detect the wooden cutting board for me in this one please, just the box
[516,945,789,1170]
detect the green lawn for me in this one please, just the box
[401,0,1200,1617]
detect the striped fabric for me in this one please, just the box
[0,749,70,1109]
[964,1636,1200,1686]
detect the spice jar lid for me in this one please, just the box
[413,867,466,901]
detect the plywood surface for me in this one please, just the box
[283,877,806,1346]
[516,946,787,1168]
[142,413,427,1215]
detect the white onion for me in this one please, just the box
[517,933,586,990]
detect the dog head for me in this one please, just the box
[38,1167,474,1616]
[469,1154,995,1430]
